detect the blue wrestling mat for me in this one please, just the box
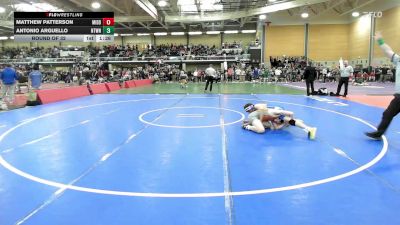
[0,94,399,225]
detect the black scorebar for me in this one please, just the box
[14,12,115,41]
[14,27,105,35]
[14,12,114,18]
[15,19,107,26]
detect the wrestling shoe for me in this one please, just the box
[308,127,317,140]
[365,131,382,140]
[242,123,251,130]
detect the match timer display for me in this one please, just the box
[14,12,115,42]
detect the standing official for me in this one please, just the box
[304,62,317,96]
[204,64,217,93]
[336,59,354,97]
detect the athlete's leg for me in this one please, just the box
[243,119,266,133]
[283,117,317,139]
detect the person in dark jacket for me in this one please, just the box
[303,62,317,96]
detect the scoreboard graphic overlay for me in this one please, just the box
[14,12,114,42]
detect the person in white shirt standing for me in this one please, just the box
[193,69,198,82]
[274,68,282,82]
[322,67,328,83]
[335,58,354,97]
[204,64,216,93]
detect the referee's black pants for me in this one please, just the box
[205,76,214,92]
[305,79,315,96]
[376,94,400,135]
[336,77,349,96]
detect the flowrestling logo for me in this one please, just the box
[363,11,383,18]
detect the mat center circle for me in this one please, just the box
[138,106,245,128]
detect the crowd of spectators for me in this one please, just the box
[269,56,397,83]
[2,53,397,108]
[1,46,63,59]
[1,43,245,60]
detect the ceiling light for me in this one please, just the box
[137,33,150,36]
[0,36,9,40]
[154,32,167,36]
[242,30,256,33]
[206,31,221,34]
[352,12,360,17]
[224,30,238,34]
[171,32,185,35]
[269,0,277,2]
[120,34,134,36]
[188,31,202,35]
[9,36,14,40]
[301,12,309,18]
[114,33,119,36]
[0,7,6,13]
[259,15,267,20]
[91,2,101,9]
[158,0,167,7]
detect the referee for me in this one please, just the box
[204,64,216,93]
[366,31,400,140]
[304,62,316,96]
[335,59,354,97]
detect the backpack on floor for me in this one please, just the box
[26,91,41,106]
[317,88,328,95]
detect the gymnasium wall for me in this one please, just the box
[348,15,371,61]
[308,24,349,61]
[263,7,400,65]
[373,6,400,65]
[265,25,304,61]
[222,33,255,48]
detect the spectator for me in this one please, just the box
[253,67,260,81]
[322,67,328,83]
[274,68,282,82]
[16,71,28,93]
[29,64,43,90]
[227,67,233,82]
[193,69,198,82]
[0,64,19,103]
[261,68,269,83]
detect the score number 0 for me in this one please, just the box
[103,18,114,26]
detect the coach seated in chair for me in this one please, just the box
[16,71,28,94]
